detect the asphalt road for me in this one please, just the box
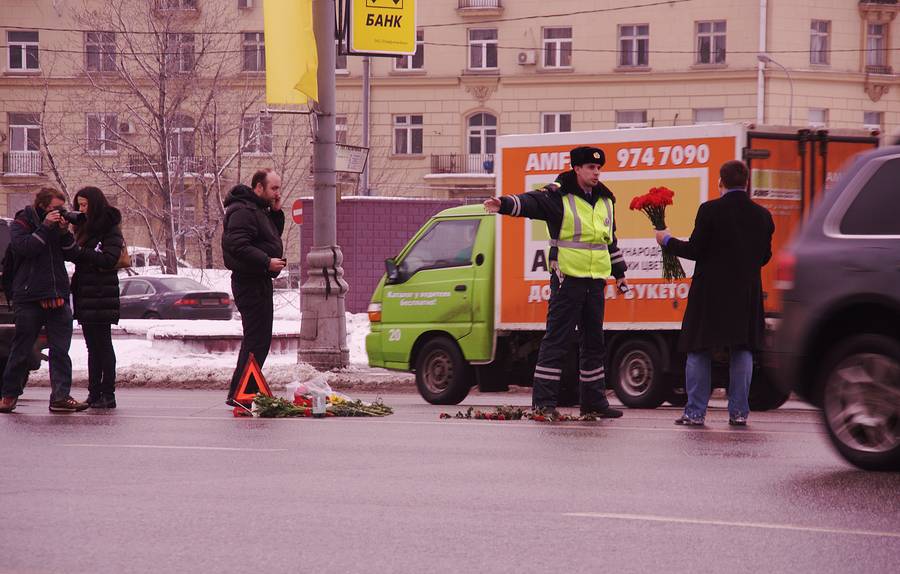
[2,388,898,574]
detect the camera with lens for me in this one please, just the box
[55,207,84,225]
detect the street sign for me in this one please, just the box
[348,0,416,56]
[292,199,304,225]
[336,144,369,174]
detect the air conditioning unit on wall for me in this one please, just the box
[517,51,536,65]
[118,121,134,135]
[238,0,253,9]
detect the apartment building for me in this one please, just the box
[1,0,898,263]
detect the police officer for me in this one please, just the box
[222,169,286,408]
[484,146,628,419]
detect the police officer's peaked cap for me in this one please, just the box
[570,146,606,168]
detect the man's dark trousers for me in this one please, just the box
[533,276,610,411]
[1,302,73,401]
[228,276,274,400]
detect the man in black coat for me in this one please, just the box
[656,160,774,426]
[222,169,286,407]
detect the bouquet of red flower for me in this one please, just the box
[629,186,686,280]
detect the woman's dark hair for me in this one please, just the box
[73,186,111,245]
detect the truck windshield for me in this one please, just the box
[400,219,480,278]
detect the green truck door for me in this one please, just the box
[380,218,481,364]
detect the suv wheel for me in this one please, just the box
[821,334,900,471]
[415,337,473,405]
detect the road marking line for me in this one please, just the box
[63,443,287,452]
[563,512,900,539]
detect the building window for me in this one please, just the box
[167,115,195,158]
[395,30,424,70]
[85,32,116,72]
[87,114,119,154]
[336,40,348,72]
[240,115,273,154]
[467,112,497,155]
[810,20,830,65]
[866,23,888,73]
[394,115,423,155]
[156,0,197,9]
[7,31,39,72]
[616,110,648,129]
[693,108,724,124]
[468,29,498,70]
[618,25,649,67]
[541,112,571,133]
[863,111,883,130]
[808,108,828,128]
[543,27,573,69]
[696,21,726,65]
[165,33,195,74]
[242,32,265,72]
[6,113,41,174]
[335,115,348,145]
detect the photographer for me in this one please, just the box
[221,169,285,408]
[0,187,87,414]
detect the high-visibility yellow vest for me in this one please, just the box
[552,193,614,278]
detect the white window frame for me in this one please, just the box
[618,24,649,68]
[86,113,119,155]
[85,31,116,72]
[866,23,888,70]
[394,115,423,155]
[615,110,648,129]
[468,29,498,70]
[808,108,828,128]
[336,115,348,145]
[165,33,195,74]
[863,111,882,131]
[167,116,195,159]
[542,27,573,69]
[394,30,424,71]
[467,112,497,155]
[695,20,726,65]
[541,112,572,133]
[810,20,830,66]
[242,32,265,72]
[157,0,197,10]
[240,115,273,155]
[693,108,724,125]
[8,114,41,152]
[7,31,40,72]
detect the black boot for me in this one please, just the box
[90,393,116,409]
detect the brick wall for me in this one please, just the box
[299,197,464,313]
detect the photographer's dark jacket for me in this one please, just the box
[71,207,124,324]
[222,185,285,279]
[9,206,79,304]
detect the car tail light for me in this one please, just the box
[367,302,382,323]
[775,251,796,291]
[220,297,231,306]
[174,298,199,306]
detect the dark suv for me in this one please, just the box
[0,218,46,380]
[773,146,900,471]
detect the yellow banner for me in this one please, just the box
[264,0,318,104]
[350,0,416,55]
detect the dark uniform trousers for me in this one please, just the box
[533,276,610,411]
[228,275,275,399]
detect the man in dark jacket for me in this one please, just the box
[484,146,628,419]
[657,160,774,426]
[0,187,87,413]
[222,169,285,406]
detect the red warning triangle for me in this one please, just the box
[233,353,273,403]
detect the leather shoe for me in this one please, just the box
[581,406,624,418]
[675,414,705,426]
[0,396,18,413]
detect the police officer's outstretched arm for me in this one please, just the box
[483,189,558,221]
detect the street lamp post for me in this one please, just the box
[757,53,794,126]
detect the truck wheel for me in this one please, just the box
[748,366,790,411]
[611,339,667,409]
[415,337,473,405]
[820,334,900,471]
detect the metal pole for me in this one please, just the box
[298,0,349,370]
[361,56,371,196]
[771,59,794,127]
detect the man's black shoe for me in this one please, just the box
[581,406,624,419]
[90,394,116,409]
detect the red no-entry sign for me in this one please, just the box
[291,199,303,225]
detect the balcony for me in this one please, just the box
[865,64,893,75]
[430,153,495,175]
[126,154,208,174]
[457,0,503,17]
[2,151,43,175]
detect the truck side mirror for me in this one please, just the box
[385,258,400,284]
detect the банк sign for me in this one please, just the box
[350,0,416,55]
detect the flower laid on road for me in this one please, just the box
[440,406,600,422]
[253,394,393,417]
[629,186,686,281]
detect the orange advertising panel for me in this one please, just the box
[496,125,744,330]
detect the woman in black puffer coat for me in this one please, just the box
[71,186,124,409]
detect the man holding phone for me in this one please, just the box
[222,169,286,407]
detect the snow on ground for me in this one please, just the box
[28,267,413,391]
